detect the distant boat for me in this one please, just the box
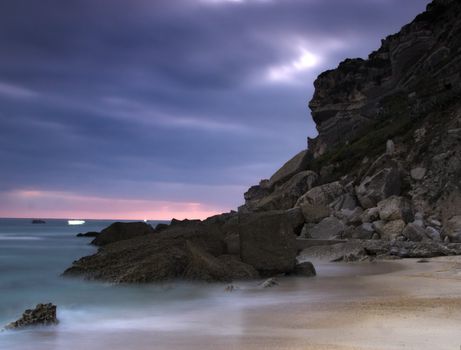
[32,219,46,224]
[68,220,85,226]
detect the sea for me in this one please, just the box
[0,218,400,350]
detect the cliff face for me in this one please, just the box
[308,0,461,157]
[242,0,461,243]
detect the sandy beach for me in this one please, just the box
[228,257,461,350]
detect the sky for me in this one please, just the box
[0,0,429,220]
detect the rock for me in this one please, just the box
[410,167,427,180]
[293,261,317,277]
[342,207,364,226]
[76,231,99,238]
[239,211,298,275]
[307,0,461,157]
[295,181,344,223]
[329,193,357,211]
[373,219,406,241]
[356,168,401,209]
[259,278,279,288]
[31,219,46,224]
[224,234,240,255]
[184,242,259,282]
[268,150,311,188]
[299,223,313,238]
[309,216,345,240]
[244,171,318,212]
[5,303,58,330]
[386,139,395,155]
[445,216,461,243]
[352,223,375,240]
[377,196,414,223]
[361,207,380,223]
[402,223,428,242]
[412,212,425,227]
[426,226,441,241]
[91,222,155,246]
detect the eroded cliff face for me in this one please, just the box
[308,0,461,157]
[241,0,461,245]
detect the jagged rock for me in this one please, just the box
[329,193,357,211]
[361,207,380,223]
[426,226,442,241]
[356,168,401,209]
[295,181,344,223]
[343,207,364,226]
[308,216,345,240]
[268,150,311,188]
[5,303,58,330]
[411,167,427,181]
[76,231,99,238]
[352,223,375,240]
[373,219,406,241]
[184,242,259,282]
[248,171,318,211]
[91,222,155,246]
[402,223,428,242]
[377,196,414,223]
[444,216,461,243]
[307,0,461,157]
[239,211,298,275]
[293,261,317,277]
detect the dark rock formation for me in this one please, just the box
[91,222,155,246]
[239,210,299,276]
[308,0,461,158]
[5,303,58,330]
[31,219,46,224]
[76,231,99,238]
[292,261,317,277]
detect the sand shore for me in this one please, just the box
[225,257,461,350]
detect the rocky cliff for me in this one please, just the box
[308,0,461,158]
[64,0,461,283]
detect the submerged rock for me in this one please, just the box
[259,278,279,288]
[5,303,58,330]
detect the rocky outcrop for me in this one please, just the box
[239,210,300,276]
[91,222,155,246]
[5,303,58,330]
[308,0,461,158]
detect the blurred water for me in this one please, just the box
[0,218,400,350]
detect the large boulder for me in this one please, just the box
[402,223,428,242]
[268,150,311,188]
[91,222,155,246]
[377,196,414,223]
[444,216,461,243]
[373,219,405,240]
[295,181,344,223]
[239,211,298,275]
[355,168,401,209]
[5,303,58,330]
[249,171,318,211]
[308,216,345,240]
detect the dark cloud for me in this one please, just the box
[0,0,429,217]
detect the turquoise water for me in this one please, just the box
[0,218,401,350]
